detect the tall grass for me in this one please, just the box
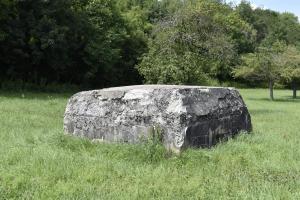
[0,89,299,199]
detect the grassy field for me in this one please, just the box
[0,89,300,199]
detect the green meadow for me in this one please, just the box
[0,89,299,199]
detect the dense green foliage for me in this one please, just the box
[0,89,300,199]
[233,1,300,99]
[0,0,300,93]
[0,0,147,88]
[137,0,300,91]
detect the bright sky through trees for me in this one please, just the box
[227,0,300,19]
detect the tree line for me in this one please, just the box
[0,0,300,99]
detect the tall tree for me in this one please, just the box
[279,45,300,98]
[137,0,255,85]
[137,10,235,84]
[234,41,285,100]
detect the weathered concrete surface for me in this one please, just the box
[64,85,252,152]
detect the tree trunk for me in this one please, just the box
[269,80,274,100]
[292,81,297,99]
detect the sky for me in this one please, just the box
[226,0,300,19]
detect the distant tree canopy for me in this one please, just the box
[0,0,300,96]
